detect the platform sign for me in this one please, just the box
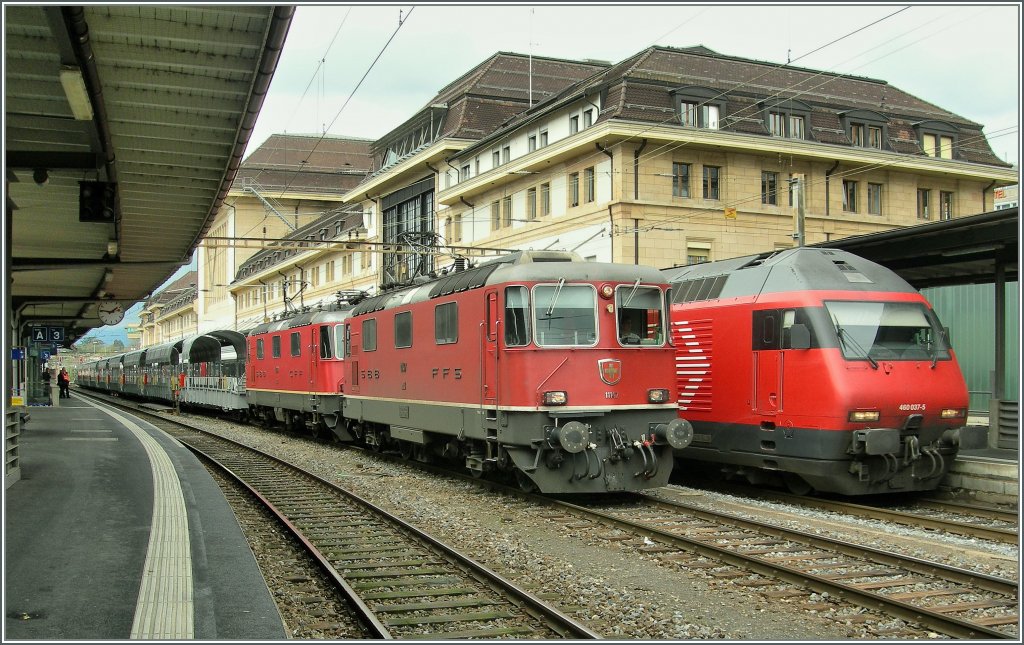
[49,327,64,342]
[31,327,47,343]
[11,348,24,360]
[40,350,51,362]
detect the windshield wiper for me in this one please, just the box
[622,279,641,308]
[544,278,565,317]
[832,314,878,370]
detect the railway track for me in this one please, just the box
[695,484,1019,544]
[91,396,598,640]
[552,492,1019,639]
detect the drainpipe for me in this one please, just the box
[824,160,840,217]
[983,179,997,212]
[634,139,648,200]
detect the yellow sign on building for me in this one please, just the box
[724,207,737,219]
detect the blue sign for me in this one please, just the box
[11,348,24,360]
[40,350,51,361]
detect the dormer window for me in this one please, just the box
[763,99,811,140]
[671,86,724,130]
[839,109,890,151]
[913,120,958,159]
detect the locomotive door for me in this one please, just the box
[482,290,498,406]
[752,309,783,414]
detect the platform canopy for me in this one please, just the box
[5,5,294,343]
[815,208,1018,289]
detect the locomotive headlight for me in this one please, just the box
[848,410,881,423]
[543,391,568,406]
[599,283,614,299]
[648,388,671,403]
[940,408,966,419]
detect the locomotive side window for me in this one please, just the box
[504,286,530,347]
[395,311,413,348]
[343,324,351,357]
[272,335,281,358]
[290,331,301,357]
[334,324,346,359]
[319,325,333,359]
[362,319,377,352]
[616,285,666,346]
[435,302,458,345]
[533,283,597,347]
[256,338,264,360]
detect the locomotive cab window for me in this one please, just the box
[825,301,951,362]
[533,282,597,347]
[504,286,531,347]
[616,284,665,346]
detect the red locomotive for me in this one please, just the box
[662,247,969,495]
[338,250,692,493]
[242,251,692,493]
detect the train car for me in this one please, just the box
[246,306,355,438]
[662,247,968,496]
[142,339,183,404]
[122,350,146,398]
[180,330,248,414]
[340,250,692,494]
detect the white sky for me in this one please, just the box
[247,2,1021,168]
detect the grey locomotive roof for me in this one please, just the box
[663,247,917,303]
[353,251,668,316]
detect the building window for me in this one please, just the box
[327,260,335,281]
[681,101,698,127]
[850,123,865,147]
[672,162,690,198]
[702,166,720,200]
[502,195,512,227]
[768,112,785,136]
[840,109,889,151]
[843,180,858,212]
[569,172,580,206]
[761,171,778,205]
[868,183,883,215]
[917,188,931,219]
[584,167,595,203]
[453,213,462,242]
[540,182,550,216]
[502,146,510,164]
[540,130,548,147]
[940,191,953,220]
[492,150,500,167]
[922,133,955,159]
[868,126,883,149]
[527,187,537,220]
[687,245,710,265]
[583,109,593,128]
[475,157,480,175]
[342,254,352,275]
[528,135,537,152]
[570,115,579,134]
[789,115,805,139]
[491,200,500,230]
[460,164,470,181]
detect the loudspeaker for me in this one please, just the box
[79,181,117,222]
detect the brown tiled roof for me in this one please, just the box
[236,134,373,194]
[146,270,198,308]
[529,45,1009,168]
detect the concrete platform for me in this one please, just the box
[941,446,1019,506]
[3,394,287,640]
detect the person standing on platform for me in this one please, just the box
[57,367,70,399]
